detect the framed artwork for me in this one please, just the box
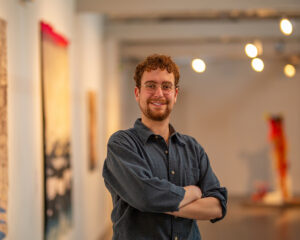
[40,21,72,240]
[0,18,8,240]
[87,91,98,170]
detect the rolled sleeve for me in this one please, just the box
[198,149,228,223]
[203,186,227,223]
[102,135,185,213]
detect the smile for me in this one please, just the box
[152,102,164,106]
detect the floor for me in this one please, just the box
[199,196,300,240]
[101,196,300,240]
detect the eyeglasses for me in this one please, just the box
[143,81,176,94]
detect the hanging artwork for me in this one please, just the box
[267,115,291,202]
[40,22,72,240]
[87,91,98,170]
[0,18,8,240]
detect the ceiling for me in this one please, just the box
[76,0,300,63]
[76,0,300,19]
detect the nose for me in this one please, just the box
[153,85,164,97]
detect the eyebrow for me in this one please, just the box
[144,80,173,84]
[144,80,156,84]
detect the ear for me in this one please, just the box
[174,87,179,103]
[134,87,140,102]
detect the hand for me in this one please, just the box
[178,185,202,208]
[184,185,202,199]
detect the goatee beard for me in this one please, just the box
[142,98,171,121]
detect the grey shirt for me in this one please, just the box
[103,119,227,240]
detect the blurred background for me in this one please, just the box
[0,0,300,239]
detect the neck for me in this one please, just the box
[141,116,170,143]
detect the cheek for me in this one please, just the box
[168,95,177,104]
[137,94,147,105]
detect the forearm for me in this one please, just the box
[178,185,202,208]
[168,197,222,220]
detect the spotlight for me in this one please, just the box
[251,58,264,72]
[245,43,258,58]
[280,18,293,36]
[191,58,206,73]
[284,64,296,78]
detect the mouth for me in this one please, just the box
[151,102,165,106]
[148,98,168,106]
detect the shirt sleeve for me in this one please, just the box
[198,146,228,223]
[102,131,185,213]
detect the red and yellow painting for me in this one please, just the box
[40,21,72,240]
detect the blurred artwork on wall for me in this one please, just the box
[0,18,8,240]
[250,114,300,207]
[266,115,291,203]
[87,91,98,170]
[40,21,72,240]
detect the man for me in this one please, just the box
[103,54,227,240]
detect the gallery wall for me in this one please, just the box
[1,0,299,239]
[0,0,109,239]
[176,59,300,196]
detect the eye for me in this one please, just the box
[162,83,172,90]
[145,83,156,89]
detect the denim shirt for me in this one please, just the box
[103,119,227,240]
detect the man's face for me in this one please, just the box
[135,68,178,122]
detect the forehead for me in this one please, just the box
[141,68,175,83]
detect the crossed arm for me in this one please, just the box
[167,185,223,220]
[103,136,226,221]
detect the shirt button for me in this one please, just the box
[165,150,168,154]
[155,135,159,139]
[171,170,175,175]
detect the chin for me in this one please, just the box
[148,112,170,121]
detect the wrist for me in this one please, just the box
[184,185,202,200]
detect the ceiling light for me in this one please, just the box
[191,58,206,73]
[280,18,293,36]
[284,64,296,78]
[245,43,258,58]
[251,58,264,72]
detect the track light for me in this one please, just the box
[191,58,206,73]
[280,18,293,36]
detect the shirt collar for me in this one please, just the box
[134,119,155,144]
[134,118,185,146]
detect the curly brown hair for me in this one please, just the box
[134,54,180,88]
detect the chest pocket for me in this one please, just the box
[185,167,201,186]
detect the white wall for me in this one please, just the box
[0,0,108,239]
[74,14,109,240]
[176,58,300,196]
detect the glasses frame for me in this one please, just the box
[142,81,178,94]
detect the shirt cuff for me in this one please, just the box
[170,185,186,211]
[203,187,227,223]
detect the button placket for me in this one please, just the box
[167,142,177,183]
